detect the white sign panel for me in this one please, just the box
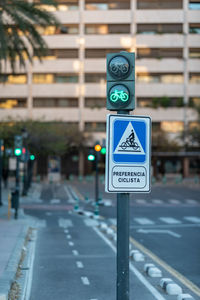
[105,114,151,193]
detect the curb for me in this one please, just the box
[0,224,29,300]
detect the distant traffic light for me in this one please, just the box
[30,154,35,161]
[101,147,106,155]
[14,148,22,156]
[88,154,95,161]
[14,135,22,157]
[106,52,135,111]
[94,144,102,152]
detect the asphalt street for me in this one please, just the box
[71,179,200,296]
[21,180,200,299]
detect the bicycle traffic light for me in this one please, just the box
[14,135,22,156]
[106,52,135,111]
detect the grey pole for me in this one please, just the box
[117,193,130,300]
[0,140,2,206]
[116,110,130,300]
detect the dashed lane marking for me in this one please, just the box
[58,218,73,228]
[68,241,74,247]
[72,250,79,256]
[93,227,166,300]
[76,261,84,268]
[81,277,90,285]
[66,234,71,239]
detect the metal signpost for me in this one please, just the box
[105,51,151,300]
[105,115,151,193]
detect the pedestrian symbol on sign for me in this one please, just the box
[114,122,145,155]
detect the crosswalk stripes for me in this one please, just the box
[129,216,200,226]
[134,218,155,225]
[132,198,199,206]
[184,216,200,223]
[169,199,181,204]
[159,217,182,224]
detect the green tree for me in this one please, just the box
[0,0,59,73]
[0,120,86,156]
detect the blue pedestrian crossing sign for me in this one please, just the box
[105,114,151,193]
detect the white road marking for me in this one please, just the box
[135,199,147,204]
[50,199,60,204]
[58,218,73,228]
[72,250,79,256]
[169,199,181,204]
[159,217,181,224]
[109,218,116,225]
[137,229,181,238]
[93,227,166,300]
[76,261,84,268]
[185,199,198,205]
[184,216,200,223]
[81,276,90,285]
[84,219,99,227]
[68,241,74,246]
[66,234,71,239]
[64,229,69,233]
[134,218,155,225]
[63,185,75,203]
[45,212,52,216]
[152,199,163,204]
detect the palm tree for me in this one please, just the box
[0,0,59,73]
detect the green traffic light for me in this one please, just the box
[14,148,22,156]
[30,154,35,161]
[110,89,129,102]
[101,147,106,154]
[88,154,95,161]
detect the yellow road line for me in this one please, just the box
[130,236,200,297]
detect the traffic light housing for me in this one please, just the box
[106,52,135,111]
[14,135,22,156]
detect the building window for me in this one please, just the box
[0,74,27,84]
[189,73,200,83]
[37,24,79,35]
[85,48,130,58]
[85,24,130,34]
[189,97,200,107]
[137,0,182,9]
[32,74,78,84]
[85,97,106,108]
[34,0,78,11]
[0,98,26,109]
[33,98,78,107]
[85,0,130,10]
[137,73,183,84]
[189,48,200,58]
[85,122,106,132]
[161,121,184,133]
[137,24,182,34]
[85,73,106,83]
[38,49,79,60]
[137,97,184,108]
[189,24,200,34]
[137,48,183,59]
[189,1,200,10]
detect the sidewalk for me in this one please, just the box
[0,184,36,300]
